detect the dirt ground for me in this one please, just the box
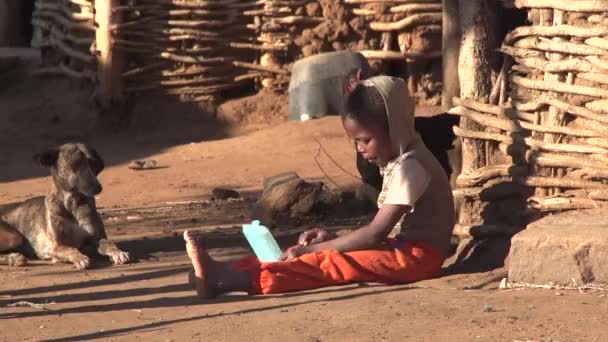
[1,64,608,342]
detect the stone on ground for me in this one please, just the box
[507,209,608,287]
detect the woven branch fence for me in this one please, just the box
[30,0,442,104]
[31,0,96,80]
[452,0,608,229]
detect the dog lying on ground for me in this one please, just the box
[0,143,130,269]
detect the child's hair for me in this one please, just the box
[342,83,389,131]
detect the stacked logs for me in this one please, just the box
[29,0,443,104]
[244,0,325,92]
[114,0,263,102]
[451,0,608,228]
[247,0,442,102]
[30,0,97,80]
[349,0,442,103]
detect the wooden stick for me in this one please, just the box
[456,164,528,187]
[586,137,608,149]
[515,56,593,73]
[358,49,441,60]
[489,63,504,105]
[34,3,94,21]
[511,75,608,99]
[514,37,608,56]
[273,16,325,24]
[232,61,288,74]
[578,72,608,86]
[67,0,93,7]
[455,126,608,154]
[586,56,608,71]
[518,120,599,138]
[449,106,523,132]
[390,3,443,13]
[346,0,440,3]
[504,25,608,44]
[545,97,608,122]
[514,0,608,12]
[586,99,608,114]
[585,37,608,51]
[137,0,254,9]
[35,35,94,64]
[518,176,608,189]
[229,42,287,51]
[162,82,248,95]
[234,72,264,82]
[498,144,608,169]
[453,223,523,238]
[569,168,608,180]
[33,11,95,31]
[453,97,533,120]
[370,13,442,31]
[243,8,291,16]
[145,8,238,16]
[122,62,168,77]
[159,52,232,64]
[528,197,604,211]
[33,63,95,79]
[153,19,237,28]
[125,75,233,92]
[352,8,377,16]
[498,45,543,58]
[453,101,598,137]
[452,187,482,200]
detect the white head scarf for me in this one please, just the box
[359,76,419,155]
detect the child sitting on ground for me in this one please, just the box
[184,74,455,297]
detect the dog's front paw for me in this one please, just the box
[71,254,91,270]
[110,250,130,265]
[7,253,27,267]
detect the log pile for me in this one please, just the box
[114,0,262,102]
[352,0,442,103]
[30,0,97,80]
[452,0,608,228]
[29,0,443,104]
[247,0,443,102]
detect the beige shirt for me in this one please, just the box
[377,139,455,256]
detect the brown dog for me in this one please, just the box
[0,143,130,269]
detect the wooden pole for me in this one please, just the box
[442,0,460,110]
[442,0,462,191]
[95,0,124,109]
[457,0,495,225]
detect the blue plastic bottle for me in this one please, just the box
[242,220,283,262]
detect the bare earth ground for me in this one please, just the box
[1,66,608,342]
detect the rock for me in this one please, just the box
[212,187,240,200]
[507,209,608,287]
[254,173,325,227]
[128,159,159,170]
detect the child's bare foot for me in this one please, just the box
[184,230,216,298]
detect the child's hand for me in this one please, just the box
[298,228,333,246]
[281,245,309,261]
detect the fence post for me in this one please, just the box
[94,0,123,109]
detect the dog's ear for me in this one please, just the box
[87,147,105,174]
[34,149,59,167]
